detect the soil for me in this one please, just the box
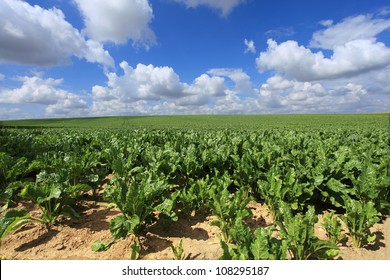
[0,199,389,260]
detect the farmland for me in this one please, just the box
[0,114,389,260]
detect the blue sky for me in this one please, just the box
[0,0,389,119]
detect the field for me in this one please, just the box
[1,114,389,129]
[0,114,389,260]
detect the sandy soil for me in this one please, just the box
[0,200,389,260]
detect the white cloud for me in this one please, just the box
[257,38,390,81]
[74,0,155,47]
[81,40,115,68]
[258,14,390,82]
[0,74,87,116]
[244,39,256,54]
[173,0,246,16]
[0,0,114,67]
[207,68,255,94]
[319,19,333,27]
[256,71,390,114]
[257,77,379,113]
[0,107,22,119]
[93,62,184,103]
[185,74,226,96]
[90,62,261,115]
[91,62,220,115]
[0,73,5,81]
[264,27,295,38]
[255,13,390,114]
[310,14,390,49]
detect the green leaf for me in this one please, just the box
[218,238,234,260]
[251,227,287,260]
[109,215,140,239]
[291,202,299,210]
[91,240,113,252]
[61,205,80,220]
[0,209,32,239]
[155,199,178,222]
[130,239,141,260]
[170,239,186,260]
[366,234,376,243]
[67,184,92,195]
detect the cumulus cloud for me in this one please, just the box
[93,62,184,103]
[0,74,87,116]
[91,62,222,115]
[89,62,262,115]
[207,68,255,94]
[173,0,246,16]
[310,14,390,49]
[0,0,114,67]
[257,75,380,114]
[74,0,155,47]
[244,39,256,54]
[256,64,390,114]
[257,38,390,81]
[185,74,226,96]
[255,13,390,114]
[258,14,390,82]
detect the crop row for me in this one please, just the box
[0,127,389,259]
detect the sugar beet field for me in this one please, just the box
[0,114,389,260]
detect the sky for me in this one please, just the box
[0,0,389,119]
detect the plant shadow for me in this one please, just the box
[67,207,119,232]
[15,228,59,252]
[148,213,210,241]
[364,231,385,251]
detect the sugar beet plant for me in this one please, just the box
[276,203,340,260]
[322,211,345,245]
[340,198,380,248]
[0,124,388,259]
[92,169,177,251]
[178,176,213,217]
[219,222,288,260]
[209,171,252,244]
[1,170,90,240]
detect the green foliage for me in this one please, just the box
[0,152,37,211]
[340,199,380,248]
[130,239,141,260]
[257,169,285,220]
[277,204,340,260]
[322,211,345,244]
[170,239,187,260]
[282,168,314,211]
[0,117,387,259]
[0,209,33,240]
[104,171,177,240]
[178,176,212,216]
[209,172,251,243]
[91,240,115,252]
[20,171,89,226]
[219,223,288,260]
[218,219,252,260]
[2,114,388,130]
[250,226,288,260]
[0,152,28,187]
